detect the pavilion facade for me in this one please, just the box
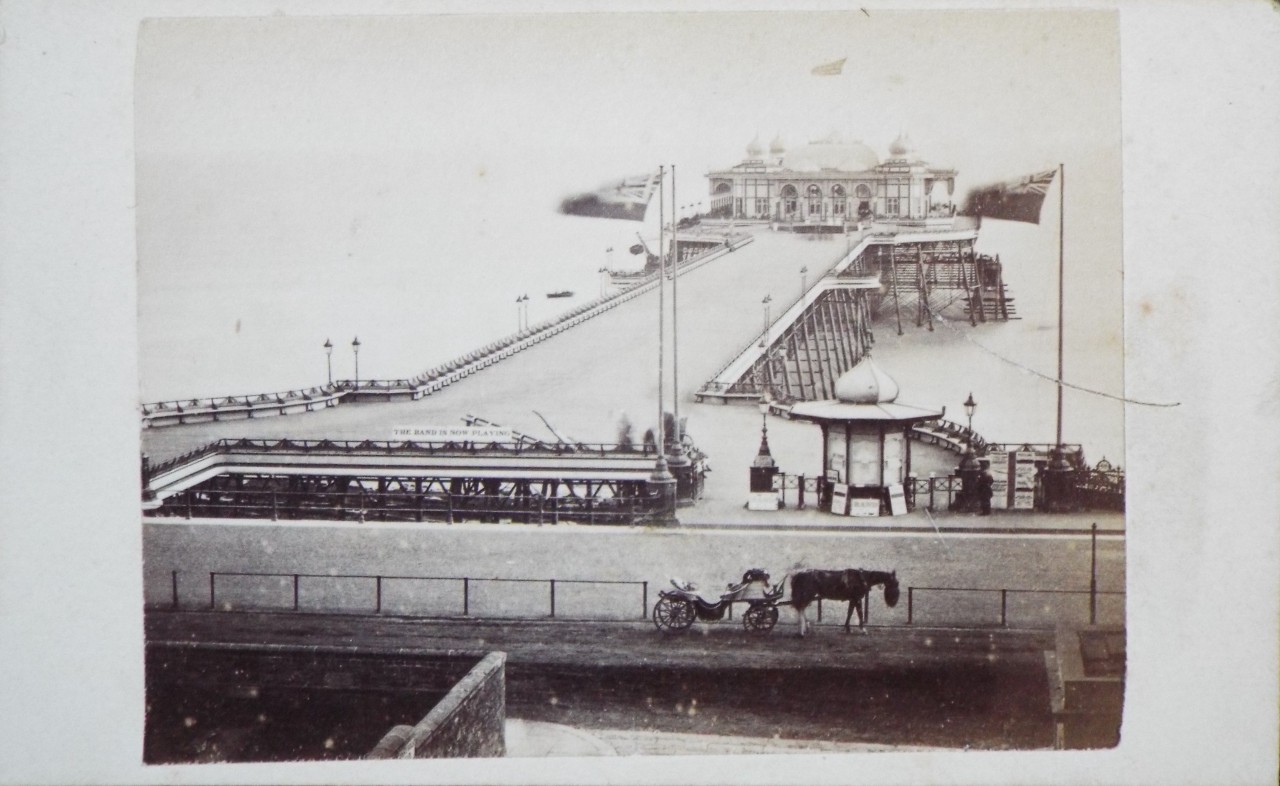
[706,132,957,225]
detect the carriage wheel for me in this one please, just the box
[743,604,779,633]
[652,596,695,631]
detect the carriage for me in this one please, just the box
[651,568,784,633]
[652,567,900,637]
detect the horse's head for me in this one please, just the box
[883,571,900,607]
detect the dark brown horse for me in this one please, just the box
[787,569,900,637]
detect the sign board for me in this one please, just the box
[848,497,881,517]
[989,457,1009,510]
[829,484,849,515]
[886,483,907,516]
[1009,450,1038,510]
[392,425,514,442]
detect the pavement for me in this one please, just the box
[504,719,955,757]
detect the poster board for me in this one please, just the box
[1009,450,1038,510]
[848,497,881,517]
[887,483,908,516]
[829,483,848,515]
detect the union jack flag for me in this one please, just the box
[960,168,1057,224]
[559,171,662,222]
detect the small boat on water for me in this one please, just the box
[546,290,574,299]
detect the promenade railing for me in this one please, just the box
[151,569,1123,630]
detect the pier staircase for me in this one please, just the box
[873,245,1016,333]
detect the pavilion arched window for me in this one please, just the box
[781,185,799,216]
[806,184,822,216]
[831,184,847,215]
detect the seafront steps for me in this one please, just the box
[140,231,754,428]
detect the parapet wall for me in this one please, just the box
[368,651,507,759]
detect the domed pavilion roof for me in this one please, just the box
[786,358,941,424]
[780,133,880,173]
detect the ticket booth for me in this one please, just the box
[789,358,941,516]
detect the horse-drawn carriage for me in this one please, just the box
[652,567,900,637]
[652,568,783,633]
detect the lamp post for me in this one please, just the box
[759,295,772,348]
[323,338,333,386]
[351,336,361,391]
[800,265,809,294]
[747,399,780,510]
[954,392,981,512]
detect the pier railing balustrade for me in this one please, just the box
[142,234,753,428]
[149,486,656,526]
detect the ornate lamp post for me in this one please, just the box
[955,392,981,512]
[323,338,333,386]
[747,399,780,510]
[351,336,361,391]
[759,295,772,348]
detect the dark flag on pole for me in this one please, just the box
[960,169,1057,224]
[559,171,662,221]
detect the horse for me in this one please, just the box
[786,569,900,637]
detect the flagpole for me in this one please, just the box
[650,166,675,522]
[1056,162,1064,449]
[657,166,667,458]
[671,164,680,447]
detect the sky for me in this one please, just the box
[134,9,1122,416]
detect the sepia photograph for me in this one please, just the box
[0,2,1277,785]
[135,8,1126,762]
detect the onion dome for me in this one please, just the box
[769,134,786,156]
[746,135,764,159]
[888,132,914,159]
[834,358,900,403]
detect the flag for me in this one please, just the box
[811,57,847,76]
[558,171,661,221]
[960,169,1057,224]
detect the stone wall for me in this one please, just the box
[368,651,506,759]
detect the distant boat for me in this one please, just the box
[546,290,574,299]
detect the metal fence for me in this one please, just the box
[168,570,650,622]
[147,488,655,526]
[153,570,1123,630]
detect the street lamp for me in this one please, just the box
[800,265,809,294]
[954,392,981,512]
[963,392,977,440]
[323,338,333,386]
[351,336,361,390]
[759,295,772,348]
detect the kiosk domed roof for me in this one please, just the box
[781,135,880,172]
[835,358,900,403]
[769,134,786,155]
[746,135,764,158]
[888,132,914,158]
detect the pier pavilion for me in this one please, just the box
[706,131,957,227]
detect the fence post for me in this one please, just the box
[376,576,383,614]
[208,573,216,610]
[907,587,914,625]
[929,475,936,510]
[271,489,278,521]
[817,598,823,623]
[1000,589,1007,627]
[447,494,455,524]
[642,581,648,619]
[798,475,805,509]
[1090,523,1098,625]
[171,570,179,610]
[549,579,557,618]
[463,577,470,616]
[293,574,300,611]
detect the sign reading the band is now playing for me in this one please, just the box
[392,426,513,442]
